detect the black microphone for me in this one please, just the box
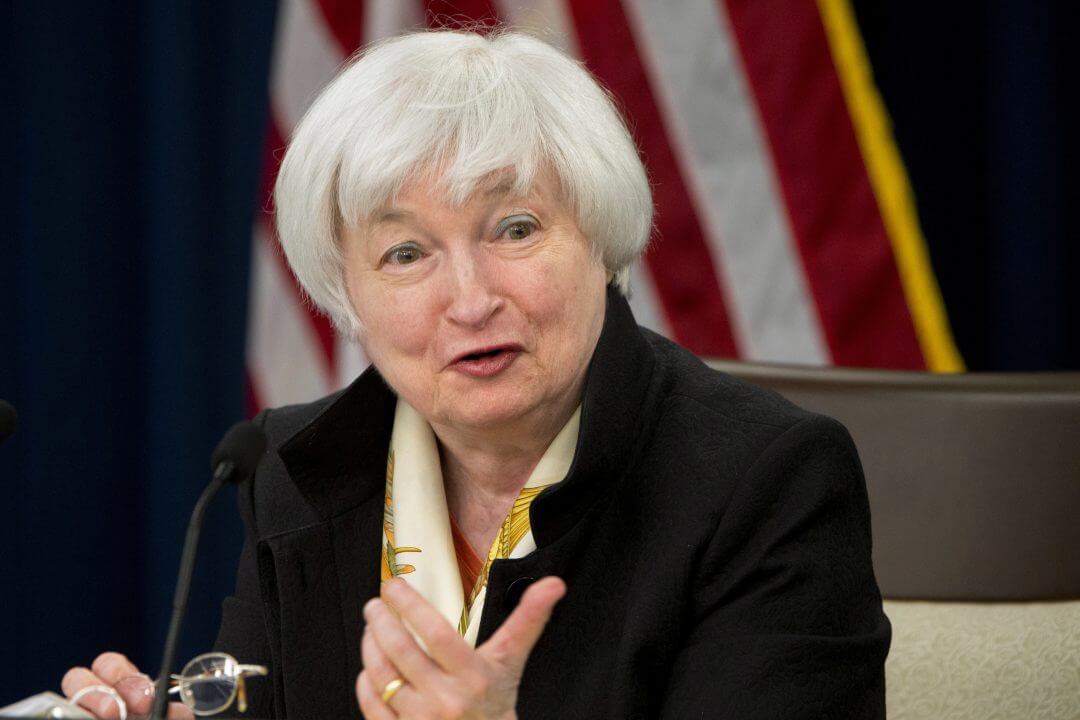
[151,421,267,720]
[0,400,17,447]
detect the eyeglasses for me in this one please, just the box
[167,652,268,716]
[64,652,267,719]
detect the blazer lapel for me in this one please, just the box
[331,493,385,707]
[263,367,396,719]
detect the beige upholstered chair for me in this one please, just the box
[707,360,1080,720]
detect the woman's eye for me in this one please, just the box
[506,222,533,240]
[383,243,423,266]
[496,215,538,241]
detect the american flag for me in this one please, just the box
[246,0,963,414]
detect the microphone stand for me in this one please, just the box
[150,461,235,720]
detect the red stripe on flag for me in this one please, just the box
[258,116,338,373]
[313,0,366,56]
[424,0,501,28]
[245,370,261,419]
[257,114,285,216]
[569,0,738,357]
[721,0,924,369]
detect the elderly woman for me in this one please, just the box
[64,29,889,720]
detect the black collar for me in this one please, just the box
[277,285,658,544]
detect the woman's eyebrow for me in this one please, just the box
[481,178,518,198]
[373,209,412,225]
[370,181,531,228]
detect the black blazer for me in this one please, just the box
[214,287,890,719]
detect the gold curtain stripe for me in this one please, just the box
[817,0,964,372]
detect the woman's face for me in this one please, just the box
[342,171,609,434]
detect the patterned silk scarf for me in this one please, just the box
[380,399,580,646]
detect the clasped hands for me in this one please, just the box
[358,576,566,720]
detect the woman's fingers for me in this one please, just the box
[381,578,474,673]
[360,633,429,720]
[61,667,123,719]
[364,597,443,692]
[358,636,432,720]
[356,578,565,719]
[90,653,154,716]
[361,627,400,698]
[63,654,192,720]
[355,670,398,720]
[61,666,102,700]
[111,673,156,716]
[480,576,566,675]
[89,653,140,685]
[165,700,196,719]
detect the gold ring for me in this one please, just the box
[381,677,405,704]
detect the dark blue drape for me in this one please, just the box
[855,1,1079,371]
[2,1,278,704]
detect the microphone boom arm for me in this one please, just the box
[150,461,235,720]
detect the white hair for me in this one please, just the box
[274,28,654,336]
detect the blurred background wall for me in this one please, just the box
[1,0,1076,706]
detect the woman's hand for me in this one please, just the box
[357,576,566,720]
[60,652,193,719]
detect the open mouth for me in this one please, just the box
[452,343,523,363]
[461,348,507,361]
[450,344,523,377]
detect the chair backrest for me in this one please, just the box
[706,360,1080,718]
[706,360,1080,600]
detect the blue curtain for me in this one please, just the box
[1,1,278,703]
[855,1,1079,371]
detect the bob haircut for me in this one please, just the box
[275,29,654,337]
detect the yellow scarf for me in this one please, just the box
[380,399,580,645]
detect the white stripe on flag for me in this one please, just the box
[623,0,829,364]
[628,258,674,337]
[335,334,370,390]
[365,0,423,44]
[497,0,581,56]
[247,224,334,407]
[272,0,347,136]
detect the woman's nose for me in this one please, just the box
[443,251,503,329]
